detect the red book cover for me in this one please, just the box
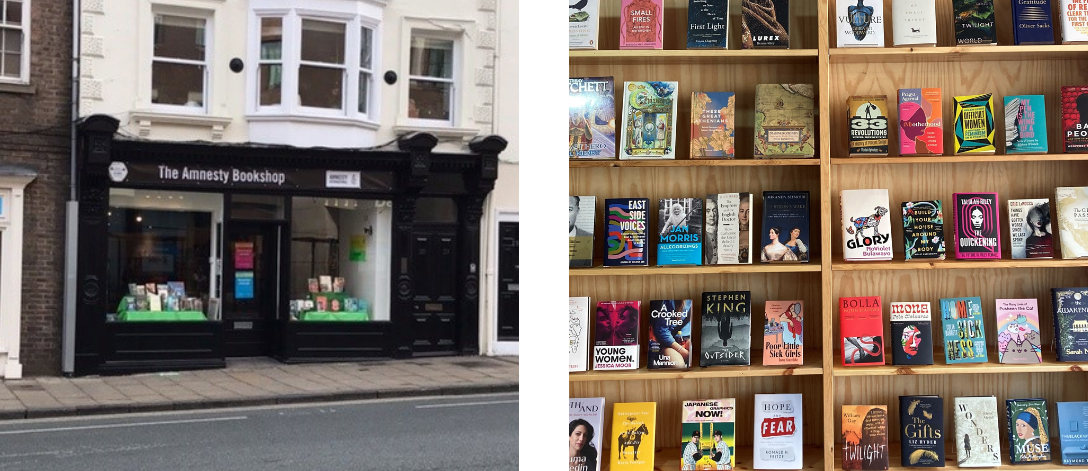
[1063,85,1088,153]
[619,0,664,50]
[840,296,884,366]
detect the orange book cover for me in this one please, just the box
[841,405,890,470]
[763,301,803,365]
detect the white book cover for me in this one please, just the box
[953,396,1002,467]
[570,297,591,372]
[836,0,885,47]
[753,393,803,470]
[841,189,893,261]
[705,193,752,265]
[890,302,930,322]
[569,397,606,471]
[619,81,679,160]
[892,0,938,46]
[1061,0,1088,44]
[1056,186,1088,259]
[569,0,601,50]
[1007,198,1053,259]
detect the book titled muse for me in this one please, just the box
[1005,95,1048,154]
[648,299,693,369]
[1052,287,1088,361]
[753,393,803,470]
[836,0,885,47]
[594,301,641,370]
[953,192,1001,259]
[688,0,729,48]
[995,298,1042,364]
[1007,398,1052,464]
[569,77,616,159]
[705,193,752,264]
[840,189,893,261]
[890,302,934,366]
[898,88,943,155]
[570,297,591,372]
[1056,402,1088,465]
[899,396,946,467]
[903,200,946,261]
[954,93,996,154]
[682,399,736,470]
[620,81,678,160]
[742,0,790,49]
[764,300,804,365]
[658,198,703,266]
[953,396,1002,467]
[1008,198,1053,259]
[610,402,657,471]
[840,296,885,366]
[841,405,890,470]
[954,0,997,45]
[691,92,736,158]
[1055,186,1088,259]
[569,0,601,50]
[569,397,605,471]
[605,198,648,267]
[701,291,752,367]
[940,297,988,364]
[761,191,810,263]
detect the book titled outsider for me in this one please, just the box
[620,81,678,160]
[619,0,664,50]
[1051,287,1088,362]
[764,300,804,365]
[647,299,692,369]
[569,0,601,50]
[742,0,790,49]
[604,198,648,267]
[954,396,1002,467]
[1005,95,1048,154]
[1007,398,1052,464]
[610,402,656,471]
[701,291,752,367]
[682,399,736,470]
[658,198,703,266]
[761,191,810,263]
[1056,402,1088,465]
[899,396,945,467]
[841,296,885,366]
[953,93,996,154]
[841,405,890,470]
[753,393,803,470]
[940,297,988,364]
[890,302,934,366]
[688,0,729,49]
[691,92,736,158]
[705,193,752,265]
[953,0,996,45]
[952,192,1000,260]
[594,301,641,370]
[847,96,890,156]
[569,77,616,159]
[1008,198,1053,259]
[570,297,591,372]
[841,189,893,261]
[570,195,597,268]
[903,200,946,261]
[754,84,816,158]
[996,298,1042,364]
[569,397,605,471]
[899,88,943,156]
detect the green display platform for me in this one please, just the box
[118,311,208,322]
[298,311,369,322]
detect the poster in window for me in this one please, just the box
[350,235,367,262]
[235,242,254,269]
[235,271,254,299]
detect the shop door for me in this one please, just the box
[497,222,519,341]
[411,226,459,355]
[225,222,282,357]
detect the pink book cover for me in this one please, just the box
[620,0,664,50]
[952,192,1001,259]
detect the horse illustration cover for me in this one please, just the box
[754,84,815,158]
[847,96,890,155]
[619,0,664,50]
[1008,198,1053,259]
[892,1,938,47]
[836,0,885,47]
[570,297,591,372]
[940,296,988,364]
[761,191,810,263]
[953,93,996,154]
[903,200,946,260]
[952,192,1000,259]
[1055,186,1088,259]
[658,198,703,266]
[840,296,885,366]
[1051,287,1088,361]
[890,302,933,366]
[1006,398,1051,463]
[1004,95,1048,154]
[701,291,752,367]
[898,88,943,155]
[681,399,736,470]
[688,0,729,49]
[1062,86,1088,152]
[753,393,803,469]
[570,195,597,268]
[569,397,606,471]
[995,299,1042,364]
[705,193,752,265]
[841,405,889,470]
[953,396,1001,467]
[898,395,945,467]
[953,0,996,45]
[1056,402,1088,465]
[1012,0,1053,45]
[647,299,693,369]
[764,300,804,365]
[604,198,649,267]
[841,189,893,261]
[569,0,601,50]
[742,0,790,49]
[691,92,736,158]
[593,300,641,370]
[569,77,616,159]
[610,402,657,471]
[620,81,678,159]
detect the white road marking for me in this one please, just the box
[0,416,248,435]
[415,399,519,409]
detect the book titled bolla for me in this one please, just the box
[840,296,885,366]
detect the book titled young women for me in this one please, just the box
[1062,86,1088,152]
[569,77,616,159]
[705,193,752,265]
[1007,398,1052,463]
[701,291,752,367]
[742,0,790,49]
[898,88,943,155]
[688,0,729,48]
[1008,198,1054,259]
[1004,95,1048,153]
[995,298,1043,364]
[892,0,937,46]
[847,96,890,155]
[903,200,946,260]
[1061,0,1088,44]
[604,198,648,267]
[952,192,1000,259]
[753,393,803,470]
[953,396,1002,467]
[836,0,885,47]
[954,0,996,45]
[840,296,885,366]
[593,301,641,370]
[1056,402,1088,464]
[840,189,893,261]
[761,191,810,263]
[610,402,656,470]
[682,399,736,470]
[764,300,804,365]
[1055,186,1088,258]
[899,396,945,467]
[1052,287,1088,361]
[953,93,996,154]
[620,81,678,159]
[890,302,934,365]
[647,299,693,369]
[657,198,703,266]
[691,92,736,158]
[570,195,597,268]
[569,0,601,50]
[569,397,605,471]
[1012,0,1054,45]
[754,84,816,158]
[841,405,889,470]
[619,0,664,50]
[940,296,988,364]
[570,297,591,372]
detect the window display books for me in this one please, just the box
[1008,198,1053,259]
[953,0,996,45]
[1062,86,1088,152]
[841,189,893,261]
[570,397,605,471]
[604,198,648,267]
[307,278,318,294]
[657,198,703,266]
[836,0,884,47]
[570,195,597,268]
[1012,0,1054,45]
[952,192,1001,259]
[898,88,943,155]
[890,302,934,365]
[761,191,810,263]
[847,96,889,155]
[610,402,656,470]
[569,0,601,50]
[1061,0,1088,44]
[319,276,332,293]
[940,296,988,363]
[1004,95,1048,153]
[764,301,804,365]
[620,81,677,160]
[903,200,946,261]
[899,395,945,467]
[754,84,816,158]
[892,0,937,47]
[705,193,752,265]
[647,299,692,369]
[701,291,752,367]
[1007,398,1052,463]
[569,77,617,159]
[594,301,641,370]
[995,298,1042,364]
[1056,402,1088,465]
[753,393,803,469]
[691,92,736,158]
[620,0,664,50]
[840,296,885,366]
[148,293,162,312]
[841,405,890,470]
[682,399,736,470]
[953,93,996,154]
[1055,187,1088,258]
[570,297,591,372]
[742,0,790,49]
[1052,287,1088,361]
[688,0,729,48]
[954,396,1002,467]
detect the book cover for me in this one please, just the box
[610,402,657,470]
[1062,85,1088,152]
[701,291,752,367]
[847,96,890,155]
[570,195,597,268]
[953,93,996,154]
[753,393,803,470]
[899,396,946,467]
[890,302,934,365]
[952,192,1001,259]
[648,299,693,369]
[1055,187,1088,258]
[1007,398,1052,463]
[840,296,885,366]
[167,281,185,297]
[940,296,988,363]
[892,0,938,46]
[754,84,816,158]
[604,198,649,267]
[691,92,736,158]
[569,77,617,159]
[953,396,1002,467]
[569,0,601,50]
[620,81,678,159]
[903,200,946,260]
[1052,287,1088,361]
[1007,198,1053,259]
[954,0,996,45]
[1004,95,1048,153]
[742,0,790,49]
[705,193,752,265]
[1013,0,1054,45]
[898,88,943,155]
[148,293,162,312]
[593,301,641,370]
[1061,0,1088,43]
[688,0,729,48]
[841,405,890,470]
[570,297,591,372]
[307,278,318,293]
[1056,402,1088,465]
[319,276,332,293]
[764,301,804,365]
[570,397,605,471]
[619,0,664,50]
[682,399,737,470]
[996,298,1043,364]
[836,0,885,47]
[761,191,811,263]
[841,189,893,261]
[658,198,703,266]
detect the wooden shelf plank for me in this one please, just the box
[570,262,823,276]
[570,349,823,382]
[834,444,1078,471]
[601,446,825,471]
[832,351,1087,377]
[828,45,1088,63]
[570,159,822,168]
[831,256,1088,271]
[831,154,1088,165]
[570,49,820,64]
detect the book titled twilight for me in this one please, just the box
[761,191,810,263]
[1052,287,1088,361]
[899,396,945,467]
[569,397,605,471]
[1007,198,1053,259]
[610,402,657,470]
[593,301,641,370]
[952,192,1000,259]
[648,299,693,369]
[1013,0,1054,45]
[742,0,790,49]
[701,291,752,366]
[657,198,703,266]
[940,296,988,364]
[840,296,885,366]
[764,300,804,365]
[682,399,736,470]
[691,92,736,158]
[1056,402,1088,465]
[1004,95,1048,153]
[570,195,597,268]
[619,0,663,50]
[953,0,996,45]
[995,298,1043,364]
[1007,398,1052,463]
[1062,86,1088,153]
[688,0,729,48]
[890,302,934,365]
[953,396,1002,467]
[620,81,678,160]
[898,88,943,155]
[705,193,752,264]
[753,393,803,469]
[841,405,890,470]
[604,198,649,267]
[903,200,946,260]
[953,93,996,154]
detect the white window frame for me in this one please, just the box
[357,21,376,116]
[296,16,347,115]
[149,10,212,115]
[255,15,284,110]
[403,29,459,128]
[0,0,30,84]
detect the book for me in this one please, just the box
[847,96,890,155]
[995,298,1043,364]
[701,291,752,367]
[903,200,946,260]
[570,297,591,372]
[333,277,345,293]
[593,301,641,370]
[1007,398,1052,463]
[610,402,656,470]
[704,193,752,265]
[1004,95,1048,153]
[953,93,996,154]
[892,0,938,47]
[954,0,997,45]
[742,0,790,49]
[148,293,162,312]
[1055,187,1088,258]
[307,278,318,293]
[841,405,890,470]
[134,284,146,296]
[315,295,328,311]
[899,396,946,467]
[753,393,803,470]
[840,296,885,366]
[569,398,605,471]
[836,0,884,47]
[898,88,943,155]
[319,276,332,293]
[1062,85,1088,152]
[569,0,601,50]
[167,281,185,297]
[940,296,988,363]
[145,282,157,295]
[1007,198,1054,259]
[691,92,736,158]
[1013,0,1054,45]
[682,399,736,470]
[754,84,816,158]
[688,0,729,48]
[647,299,693,369]
[1061,0,1088,44]
[953,396,1002,467]
[570,195,597,268]
[619,0,664,50]
[952,192,1001,259]
[1056,402,1088,465]
[890,302,934,365]
[604,198,649,267]
[764,301,804,365]
[1052,287,1088,361]
[569,77,617,159]
[620,81,678,159]
[840,189,893,261]
[760,191,810,263]
[657,198,703,266]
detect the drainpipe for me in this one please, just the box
[62,0,82,375]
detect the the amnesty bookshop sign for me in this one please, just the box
[108,162,394,192]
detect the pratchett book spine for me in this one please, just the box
[569,77,617,159]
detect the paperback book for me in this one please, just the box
[995,298,1043,364]
[648,299,693,369]
[701,291,752,367]
[682,399,736,470]
[892,0,938,46]
[570,195,597,267]
[705,193,752,265]
[953,93,996,154]
[952,192,1001,259]
[569,77,617,159]
[840,189,893,261]
[604,198,649,267]
[840,296,885,366]
[753,393,803,470]
[1052,287,1088,361]
[657,198,703,266]
[953,0,997,45]
[1007,198,1053,259]
[620,81,678,159]
[1062,85,1088,152]
[610,402,657,470]
[1007,398,1052,463]
[1004,95,1048,153]
[847,96,890,155]
[899,396,945,467]
[841,405,890,470]
[569,0,601,50]
[898,88,943,155]
[890,302,934,365]
[1013,0,1054,44]
[594,301,641,370]
[940,296,988,364]
[764,300,804,365]
[688,0,729,49]
[742,0,790,49]
[953,396,1002,467]
[570,297,591,372]
[691,92,736,158]
[619,0,664,50]
[761,191,810,263]
[903,200,946,260]
[1056,402,1088,465]
[1055,186,1088,258]
[836,0,885,47]
[754,84,816,158]
[1061,0,1088,44]
[570,397,605,471]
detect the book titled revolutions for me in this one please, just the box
[899,88,943,155]
[753,393,803,469]
[604,198,648,267]
[569,0,601,50]
[754,84,816,158]
[840,296,885,366]
[701,291,752,367]
[657,198,703,266]
[648,299,693,369]
[570,195,597,267]
[569,397,605,471]
[594,301,641,370]
[953,192,1001,259]
[761,191,810,263]
[705,193,752,264]
[953,396,1002,467]
[1005,95,1048,154]
[691,92,736,158]
[1007,398,1052,464]
[841,189,893,261]
[954,93,996,154]
[764,300,804,365]
[899,396,946,467]
[892,0,937,47]
[570,297,591,372]
[1056,402,1088,465]
[890,302,934,365]
[1052,287,1088,361]
[836,0,885,47]
[688,0,729,48]
[995,298,1043,364]
[842,405,890,470]
[682,399,736,470]
[940,296,988,363]
[619,0,664,50]
[954,0,997,45]
[610,402,657,470]
[1055,186,1088,259]
[742,0,790,49]
[1013,0,1054,45]
[569,77,616,159]
[1008,198,1053,259]
[903,200,946,260]
[847,96,890,155]
[621,81,678,159]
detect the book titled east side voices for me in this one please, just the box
[604,198,649,267]
[899,396,945,467]
[610,402,656,471]
[840,296,885,366]
[594,301,640,370]
[657,198,703,266]
[569,397,605,471]
[940,296,988,364]
[841,189,893,261]
[1056,402,1088,465]
[701,291,752,367]
[620,81,678,160]
[890,302,934,366]
[953,192,1001,260]
[953,396,1002,467]
[682,399,736,470]
[836,0,884,47]
[570,297,591,372]
[841,405,890,470]
[753,393,803,470]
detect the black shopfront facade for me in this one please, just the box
[72,115,505,376]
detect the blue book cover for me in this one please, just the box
[688,0,729,48]
[647,299,693,369]
[1013,0,1054,45]
[939,297,988,364]
[1057,402,1088,465]
[1052,287,1088,361]
[604,198,649,267]
[760,191,810,263]
[1005,95,1048,153]
[657,198,703,265]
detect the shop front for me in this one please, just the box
[71,115,505,376]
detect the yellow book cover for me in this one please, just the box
[611,402,657,470]
[953,93,996,154]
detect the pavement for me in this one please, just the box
[0,356,519,421]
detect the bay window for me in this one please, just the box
[258,17,282,107]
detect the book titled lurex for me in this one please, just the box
[691,92,736,158]
[1013,0,1054,45]
[619,0,663,50]
[610,402,656,470]
[1007,398,1052,464]
[1062,85,1088,152]
[594,300,641,370]
[899,396,946,467]
[952,192,1001,259]
[569,77,616,160]
[761,191,810,263]
[1005,95,1048,153]
[1052,287,1088,361]
[836,0,885,47]
[841,405,890,470]
[705,193,752,265]
[841,296,885,366]
[898,88,943,155]
[940,296,988,364]
[847,96,890,155]
[648,299,693,369]
[890,302,934,366]
[605,198,648,267]
[754,84,816,158]
[996,298,1043,364]
[570,297,591,372]
[903,200,946,261]
[841,189,893,261]
[1061,0,1088,44]
[742,0,790,49]
[620,81,678,159]
[953,93,996,154]
[682,399,736,470]
[892,0,938,47]
[1055,186,1088,259]
[701,291,752,367]
[688,0,729,49]
[657,198,703,266]
[569,0,601,50]
[569,397,605,471]
[953,0,996,45]
[764,300,804,365]
[570,195,597,268]
[753,393,803,470]
[953,396,1002,467]
[1008,198,1054,259]
[1056,402,1088,465]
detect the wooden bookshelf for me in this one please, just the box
[598,446,826,471]
[831,256,1088,271]
[569,48,820,64]
[831,154,1088,165]
[570,349,823,382]
[570,158,822,168]
[831,351,1088,377]
[570,263,822,276]
[834,446,1079,471]
[827,45,1088,64]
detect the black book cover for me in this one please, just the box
[903,200,946,260]
[1052,287,1088,361]
[953,0,996,45]
[700,291,752,366]
[742,0,790,48]
[760,191,810,263]
[899,396,946,467]
[648,299,693,369]
[688,0,729,48]
[890,302,934,366]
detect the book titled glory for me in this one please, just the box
[1051,287,1088,361]
[742,0,791,49]
[764,300,804,365]
[898,88,943,155]
[903,200,946,260]
[995,298,1043,364]
[847,96,890,155]
[753,393,803,470]
[1008,198,1054,259]
[570,297,591,372]
[705,193,752,264]
[890,302,934,365]
[1007,398,1052,464]
[569,77,616,159]
[840,296,885,366]
[841,189,893,261]
[647,299,693,369]
[761,191,810,263]
[940,297,988,364]
[570,196,597,267]
[688,0,729,48]
[1056,402,1088,465]
[620,81,678,159]
[619,0,664,50]
[658,198,703,266]
[841,405,889,470]
[569,397,605,471]
[952,192,1001,259]
[594,301,641,370]
[899,396,945,467]
[691,92,736,158]
[701,291,752,366]
[610,402,657,471]
[836,0,884,47]
[953,396,1002,467]
[604,198,648,267]
[954,0,997,45]
[682,399,736,470]
[569,0,601,50]
[954,93,996,154]
[1055,186,1088,259]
